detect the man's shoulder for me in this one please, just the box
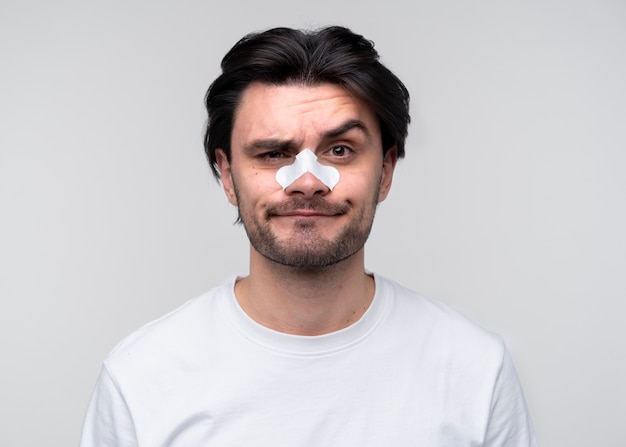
[376,274,504,355]
[102,277,236,370]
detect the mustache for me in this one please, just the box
[266,197,350,217]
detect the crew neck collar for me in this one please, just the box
[218,272,390,356]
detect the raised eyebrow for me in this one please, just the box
[323,119,372,141]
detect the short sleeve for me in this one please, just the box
[79,365,138,447]
[484,347,539,446]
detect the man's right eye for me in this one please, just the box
[258,151,287,161]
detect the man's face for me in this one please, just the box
[216,82,396,269]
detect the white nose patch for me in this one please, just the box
[275,149,340,190]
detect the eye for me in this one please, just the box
[328,145,353,157]
[258,151,286,160]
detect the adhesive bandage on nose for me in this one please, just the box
[275,149,340,190]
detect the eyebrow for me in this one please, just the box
[323,119,372,141]
[244,119,372,153]
[244,138,296,153]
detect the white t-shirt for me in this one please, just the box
[80,274,538,446]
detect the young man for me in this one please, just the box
[80,26,538,446]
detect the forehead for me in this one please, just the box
[231,82,380,145]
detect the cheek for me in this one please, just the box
[233,169,283,204]
[331,178,378,207]
[335,170,380,203]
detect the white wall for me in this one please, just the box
[1,1,624,445]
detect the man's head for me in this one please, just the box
[204,26,410,180]
[205,26,410,269]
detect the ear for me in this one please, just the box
[215,149,238,206]
[377,146,398,203]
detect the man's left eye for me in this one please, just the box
[329,146,352,157]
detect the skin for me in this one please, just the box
[216,82,397,335]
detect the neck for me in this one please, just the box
[234,246,375,335]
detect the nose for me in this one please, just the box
[283,171,331,198]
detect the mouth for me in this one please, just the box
[278,210,337,217]
[266,199,349,219]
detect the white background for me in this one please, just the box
[1,1,624,445]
